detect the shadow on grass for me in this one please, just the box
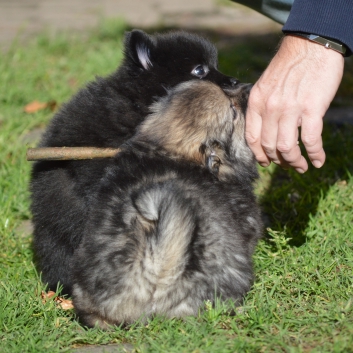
[259,124,353,245]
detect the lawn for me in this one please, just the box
[0,20,352,353]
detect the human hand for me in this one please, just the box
[245,35,344,173]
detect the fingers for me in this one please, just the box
[247,105,323,173]
[260,114,308,173]
[246,86,308,172]
[275,111,308,173]
[259,97,280,166]
[300,113,326,168]
[244,35,344,173]
[245,97,270,167]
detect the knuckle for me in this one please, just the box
[302,99,327,117]
[261,143,275,155]
[276,141,294,154]
[266,96,297,116]
[284,153,301,164]
[301,134,319,148]
[245,131,260,145]
[265,97,280,112]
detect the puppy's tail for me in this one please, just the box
[132,183,194,285]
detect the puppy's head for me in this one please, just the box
[134,80,257,181]
[123,30,238,92]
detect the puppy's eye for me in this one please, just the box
[191,65,209,78]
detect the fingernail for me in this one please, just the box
[260,162,270,167]
[296,168,305,174]
[312,160,323,168]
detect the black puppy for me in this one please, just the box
[30,30,239,296]
[72,80,262,328]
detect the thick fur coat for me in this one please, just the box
[72,80,263,328]
[30,30,239,296]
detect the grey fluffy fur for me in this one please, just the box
[72,80,263,328]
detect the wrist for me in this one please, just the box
[285,32,347,56]
[279,35,345,66]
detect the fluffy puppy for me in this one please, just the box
[72,80,262,329]
[30,30,239,296]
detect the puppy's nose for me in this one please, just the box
[229,78,239,87]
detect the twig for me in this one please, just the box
[26,147,120,161]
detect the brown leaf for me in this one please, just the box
[41,290,56,303]
[55,297,74,310]
[24,100,57,113]
[47,291,56,298]
[40,290,74,310]
[24,101,48,113]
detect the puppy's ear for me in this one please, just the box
[124,30,154,70]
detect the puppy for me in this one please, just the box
[72,80,262,328]
[30,30,239,296]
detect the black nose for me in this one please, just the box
[229,78,239,87]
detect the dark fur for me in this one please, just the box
[72,80,262,328]
[30,30,239,296]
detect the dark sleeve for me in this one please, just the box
[282,0,353,56]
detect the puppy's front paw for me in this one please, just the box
[206,152,221,175]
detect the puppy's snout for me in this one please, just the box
[226,83,253,96]
[224,83,253,117]
[224,83,253,102]
[240,83,253,96]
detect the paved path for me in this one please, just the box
[0,0,280,51]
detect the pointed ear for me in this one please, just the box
[124,30,155,70]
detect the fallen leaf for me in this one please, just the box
[55,297,74,310]
[24,101,48,113]
[24,100,57,113]
[41,290,56,303]
[40,290,74,310]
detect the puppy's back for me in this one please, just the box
[73,181,200,327]
[72,153,260,328]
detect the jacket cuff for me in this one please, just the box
[282,0,353,56]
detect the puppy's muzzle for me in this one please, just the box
[223,83,253,98]
[223,83,253,116]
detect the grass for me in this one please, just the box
[0,20,353,353]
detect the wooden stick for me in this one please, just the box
[26,147,120,161]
